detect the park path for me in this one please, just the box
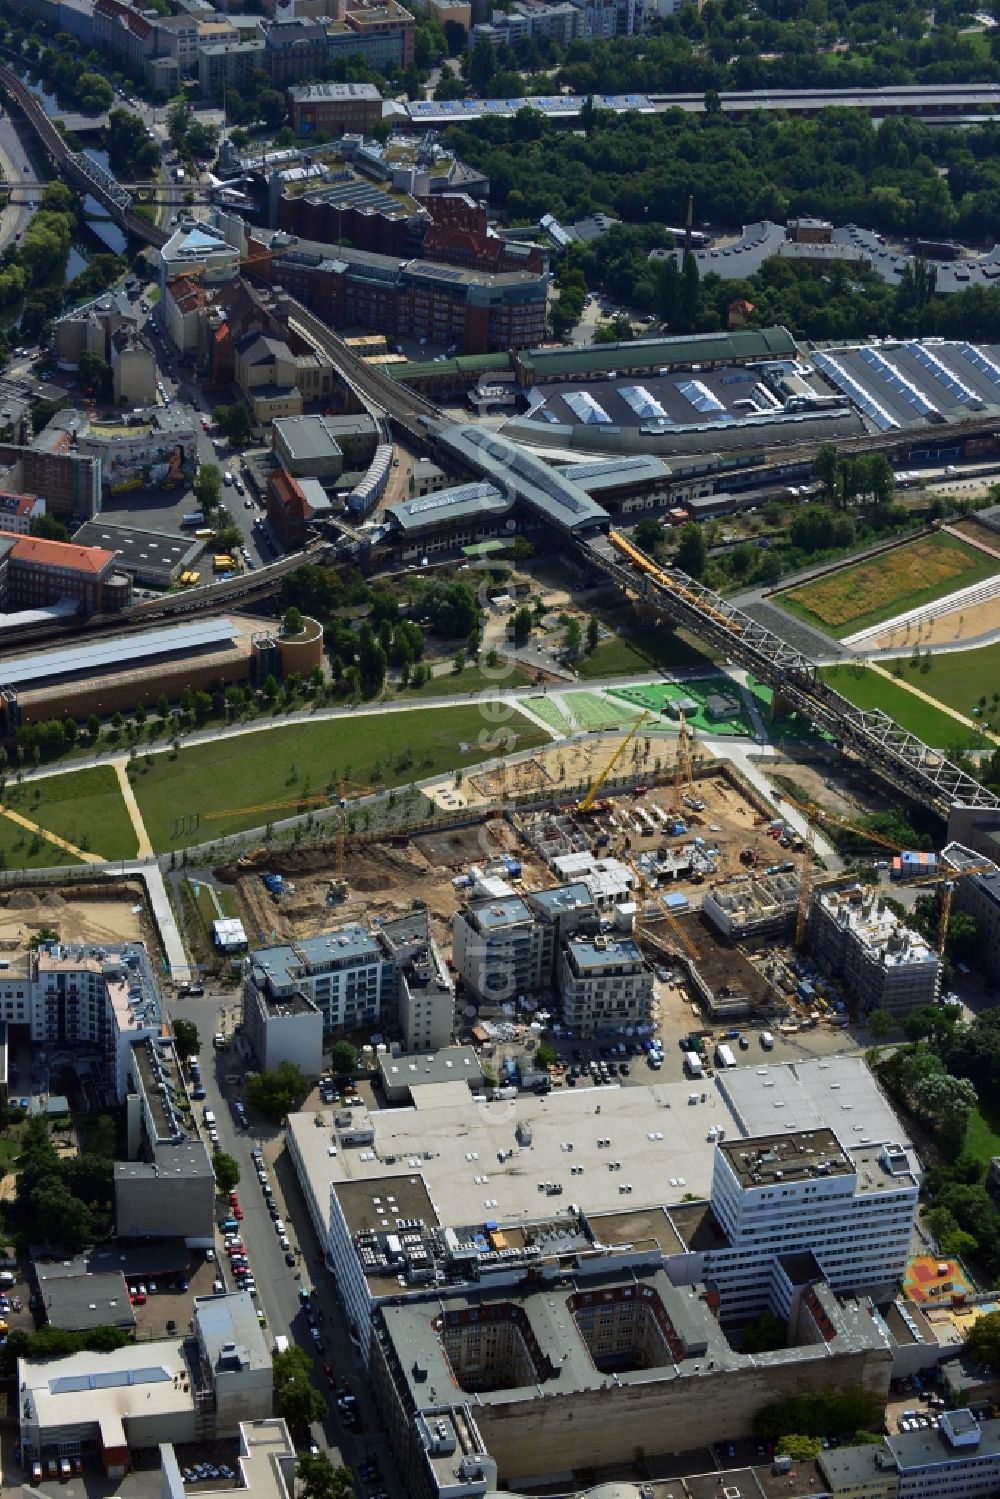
[864,661,1000,747]
[113,758,155,859]
[0,805,101,864]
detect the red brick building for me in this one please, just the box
[0,532,131,615]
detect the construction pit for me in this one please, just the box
[225,830,555,952]
[225,754,775,958]
[0,882,149,952]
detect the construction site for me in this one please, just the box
[207,688,996,1050]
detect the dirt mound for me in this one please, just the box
[5,891,39,909]
[42,892,66,908]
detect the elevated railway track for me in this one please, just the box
[582,530,1000,820]
[0,65,167,249]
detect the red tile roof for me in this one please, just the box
[7,531,115,575]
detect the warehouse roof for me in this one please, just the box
[272,415,345,463]
[515,327,797,381]
[0,618,238,689]
[718,1056,915,1149]
[560,455,671,491]
[385,481,510,534]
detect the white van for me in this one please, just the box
[760,1031,774,1050]
[274,1218,286,1235]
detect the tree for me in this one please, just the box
[213,403,252,445]
[296,1453,355,1499]
[911,1071,977,1151]
[284,606,305,636]
[675,522,707,579]
[967,1310,1000,1365]
[534,1043,557,1069]
[329,1040,357,1077]
[273,1346,326,1438]
[77,349,111,399]
[173,1017,201,1058]
[634,517,665,554]
[777,1435,823,1461]
[563,617,583,658]
[586,615,600,653]
[511,605,532,646]
[813,443,840,501]
[194,464,222,514]
[29,514,71,542]
[247,1061,311,1121]
[257,89,287,130]
[868,1009,893,1044]
[740,1311,786,1353]
[213,1152,241,1195]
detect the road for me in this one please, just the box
[0,106,35,254]
[169,992,400,1494]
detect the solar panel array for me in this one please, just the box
[677,379,725,416]
[564,391,611,424]
[813,351,898,431]
[619,385,666,419]
[859,347,939,418]
[959,342,1000,390]
[0,620,237,689]
[403,483,502,517]
[904,343,981,406]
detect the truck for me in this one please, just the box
[714,1043,736,1069]
[684,1052,705,1079]
[174,167,185,183]
[760,1031,775,1050]
[203,1107,216,1126]
[180,511,204,528]
[274,1335,289,1355]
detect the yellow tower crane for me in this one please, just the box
[577,712,652,814]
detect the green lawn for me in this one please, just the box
[396,661,533,699]
[820,664,992,751]
[576,626,716,678]
[132,706,551,850]
[779,533,999,640]
[563,692,643,732]
[964,1103,1000,1170]
[4,766,138,862]
[880,643,1000,734]
[609,678,753,737]
[520,695,574,736]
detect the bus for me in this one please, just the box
[181,511,205,528]
[213,554,237,573]
[178,570,201,586]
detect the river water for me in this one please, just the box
[4,73,129,327]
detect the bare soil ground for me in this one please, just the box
[868,590,1000,649]
[0,885,147,949]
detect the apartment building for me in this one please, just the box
[558,934,653,1035]
[822,1411,1000,1499]
[198,38,267,97]
[452,896,551,1006]
[94,0,156,76]
[265,18,329,83]
[155,13,201,72]
[0,492,45,534]
[243,926,393,1041]
[807,886,940,1017]
[943,841,1000,973]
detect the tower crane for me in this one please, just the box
[577,712,652,814]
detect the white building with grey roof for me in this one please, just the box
[287,1053,919,1355]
